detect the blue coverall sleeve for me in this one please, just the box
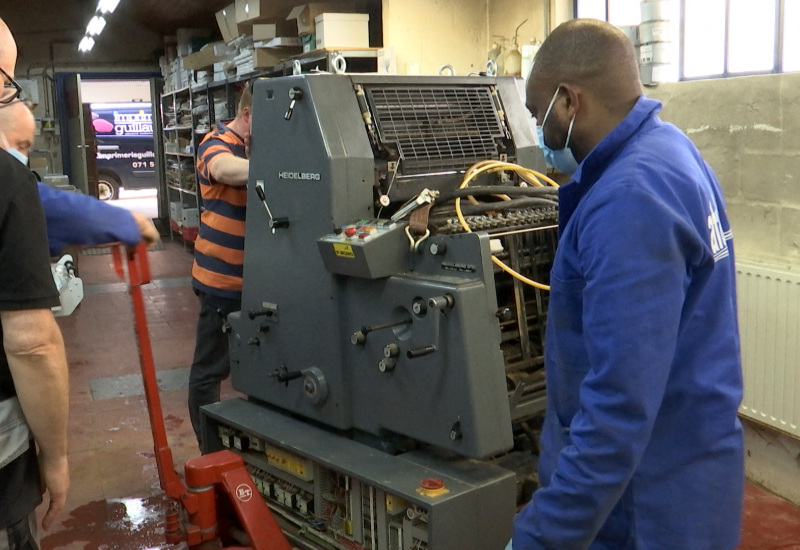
[513,184,697,549]
[37,182,141,256]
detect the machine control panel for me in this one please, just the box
[318,219,410,279]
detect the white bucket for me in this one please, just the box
[641,1,671,22]
[639,42,671,65]
[639,20,670,43]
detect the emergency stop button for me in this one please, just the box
[416,477,449,498]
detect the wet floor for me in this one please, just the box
[41,496,173,550]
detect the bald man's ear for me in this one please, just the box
[559,83,581,119]
[0,129,9,151]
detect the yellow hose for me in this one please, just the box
[455,160,558,291]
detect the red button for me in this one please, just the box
[420,478,445,491]
[358,233,369,239]
[344,227,357,237]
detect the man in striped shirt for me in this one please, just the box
[189,86,251,448]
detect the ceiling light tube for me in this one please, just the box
[86,15,106,36]
[97,0,120,14]
[78,36,95,52]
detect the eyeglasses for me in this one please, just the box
[0,67,22,104]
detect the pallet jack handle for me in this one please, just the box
[112,243,292,550]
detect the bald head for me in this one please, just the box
[524,19,643,163]
[528,19,641,113]
[0,18,16,77]
[0,100,36,156]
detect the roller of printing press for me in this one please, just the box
[224,74,556,460]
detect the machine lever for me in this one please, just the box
[215,308,232,334]
[407,345,437,359]
[350,318,412,345]
[249,308,274,320]
[391,188,440,221]
[255,180,290,233]
[270,366,303,387]
[284,87,303,120]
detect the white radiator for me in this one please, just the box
[737,261,800,438]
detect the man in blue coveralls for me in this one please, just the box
[512,19,744,550]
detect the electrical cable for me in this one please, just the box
[454,160,559,291]
[442,197,558,216]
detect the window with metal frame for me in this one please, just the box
[574,0,800,80]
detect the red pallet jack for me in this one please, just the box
[112,243,292,550]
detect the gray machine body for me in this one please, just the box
[228,74,545,461]
[209,73,555,549]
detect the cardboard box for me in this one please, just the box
[235,0,298,23]
[181,208,200,228]
[315,13,369,49]
[254,37,302,48]
[176,28,213,56]
[252,19,297,41]
[286,3,357,36]
[301,34,315,52]
[216,4,239,42]
[182,42,230,71]
[253,47,302,69]
[169,201,182,222]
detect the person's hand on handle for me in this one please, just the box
[132,212,161,249]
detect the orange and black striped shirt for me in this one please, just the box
[191,121,247,299]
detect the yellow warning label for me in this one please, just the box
[333,243,355,259]
[266,446,314,481]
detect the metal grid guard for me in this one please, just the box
[365,85,506,174]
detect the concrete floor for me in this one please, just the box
[36,238,800,549]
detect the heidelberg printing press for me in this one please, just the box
[201,73,559,550]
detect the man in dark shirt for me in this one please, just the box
[0,17,70,549]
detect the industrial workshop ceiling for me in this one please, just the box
[124,0,232,36]
[4,0,236,39]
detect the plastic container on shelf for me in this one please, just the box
[520,39,540,81]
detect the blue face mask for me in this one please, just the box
[536,87,579,175]
[7,147,28,167]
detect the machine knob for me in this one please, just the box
[412,299,427,316]
[378,358,397,373]
[302,367,328,406]
[269,217,290,231]
[351,331,366,346]
[428,294,455,310]
[496,307,513,321]
[428,241,447,255]
[383,343,400,358]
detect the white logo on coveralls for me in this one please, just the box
[708,201,731,262]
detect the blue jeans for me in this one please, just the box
[0,512,37,550]
[188,291,240,449]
